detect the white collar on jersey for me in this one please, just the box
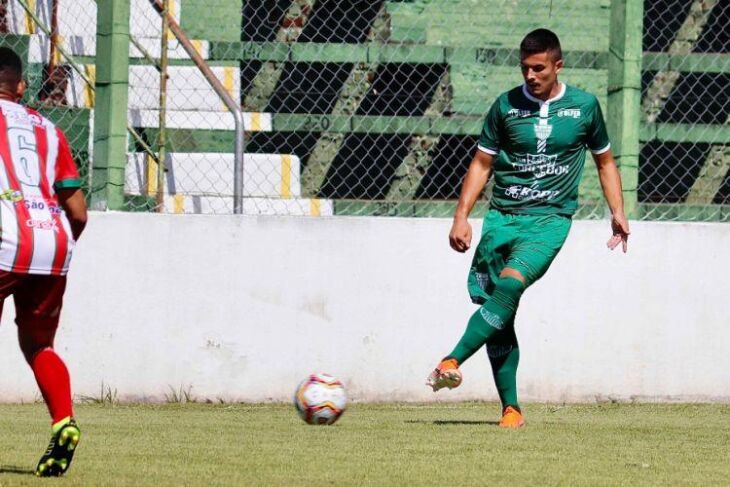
[522,82,566,104]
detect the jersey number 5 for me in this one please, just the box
[9,127,41,187]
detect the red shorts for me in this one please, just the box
[0,270,67,331]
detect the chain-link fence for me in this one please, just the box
[230,0,729,220]
[124,0,249,214]
[0,0,97,194]
[641,0,729,221]
[230,0,614,218]
[1,1,726,220]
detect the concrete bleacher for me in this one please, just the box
[317,0,610,206]
[126,152,302,199]
[2,0,324,215]
[125,152,333,215]
[450,65,608,115]
[5,0,183,40]
[387,0,610,50]
[386,0,611,115]
[2,0,619,215]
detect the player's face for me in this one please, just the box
[520,51,563,99]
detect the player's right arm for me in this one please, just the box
[450,150,494,253]
[450,97,502,253]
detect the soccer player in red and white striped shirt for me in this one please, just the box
[0,47,87,477]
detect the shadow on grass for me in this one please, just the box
[0,465,34,475]
[405,420,500,426]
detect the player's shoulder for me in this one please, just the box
[24,106,57,131]
[562,85,600,108]
[503,85,524,99]
[491,86,530,115]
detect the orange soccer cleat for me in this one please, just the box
[425,358,462,392]
[499,406,525,429]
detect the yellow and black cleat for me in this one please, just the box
[35,419,81,477]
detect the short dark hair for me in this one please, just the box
[520,28,562,61]
[0,47,22,83]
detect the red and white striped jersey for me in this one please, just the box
[0,100,82,276]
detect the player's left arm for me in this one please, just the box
[586,96,629,253]
[57,188,87,240]
[54,127,88,240]
[592,150,629,253]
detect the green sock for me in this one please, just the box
[486,322,520,410]
[448,277,524,364]
[448,307,500,364]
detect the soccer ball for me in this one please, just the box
[294,373,347,425]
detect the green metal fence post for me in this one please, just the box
[91,0,130,210]
[607,0,643,219]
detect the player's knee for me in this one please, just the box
[479,277,525,330]
[19,342,49,364]
[494,276,525,306]
[17,325,57,364]
[499,267,526,284]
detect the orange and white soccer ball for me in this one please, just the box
[294,373,347,425]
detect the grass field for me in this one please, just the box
[0,402,728,486]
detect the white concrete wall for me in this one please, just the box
[0,213,727,403]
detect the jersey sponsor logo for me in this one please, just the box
[1,108,43,127]
[504,183,560,202]
[513,154,569,178]
[26,218,59,232]
[557,108,581,118]
[29,113,43,126]
[23,196,63,214]
[507,108,531,118]
[0,189,23,202]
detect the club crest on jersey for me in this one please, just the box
[534,122,552,153]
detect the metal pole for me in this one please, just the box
[48,0,59,80]
[157,0,169,211]
[148,0,245,214]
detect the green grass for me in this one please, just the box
[0,403,728,485]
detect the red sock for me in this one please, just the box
[30,348,73,424]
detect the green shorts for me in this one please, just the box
[467,209,572,304]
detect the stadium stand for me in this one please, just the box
[0,0,331,215]
[0,0,726,217]
[233,0,612,215]
[641,0,730,206]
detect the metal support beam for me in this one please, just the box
[607,0,643,218]
[149,0,245,213]
[156,0,170,210]
[91,0,130,210]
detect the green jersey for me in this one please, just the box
[478,83,610,216]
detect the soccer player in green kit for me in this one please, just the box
[426,29,630,428]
